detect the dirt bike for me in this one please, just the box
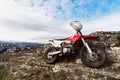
[44,21,107,68]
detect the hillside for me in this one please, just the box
[0,31,120,80]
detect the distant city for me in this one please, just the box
[0,41,43,54]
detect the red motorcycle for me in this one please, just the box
[44,21,107,68]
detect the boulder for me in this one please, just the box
[90,31,120,47]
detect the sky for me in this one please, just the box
[0,0,120,43]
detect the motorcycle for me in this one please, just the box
[44,21,107,68]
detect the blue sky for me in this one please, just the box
[0,0,120,42]
[29,0,120,20]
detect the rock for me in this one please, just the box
[75,58,82,64]
[74,76,80,80]
[90,31,120,47]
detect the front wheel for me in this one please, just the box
[80,44,107,68]
[44,47,58,64]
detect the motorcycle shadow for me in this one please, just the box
[58,53,79,63]
[104,60,115,67]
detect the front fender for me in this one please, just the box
[82,35,99,41]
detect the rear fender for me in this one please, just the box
[82,35,99,41]
[49,40,62,47]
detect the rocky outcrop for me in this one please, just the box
[0,31,120,80]
[90,31,120,62]
[90,31,120,47]
[1,46,120,80]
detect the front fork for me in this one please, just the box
[81,37,93,58]
[77,31,93,58]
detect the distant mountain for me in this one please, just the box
[0,41,44,53]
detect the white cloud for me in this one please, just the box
[83,13,120,34]
[0,0,71,42]
[0,0,120,43]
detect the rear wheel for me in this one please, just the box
[44,47,58,64]
[80,44,107,68]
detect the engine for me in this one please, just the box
[61,43,74,54]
